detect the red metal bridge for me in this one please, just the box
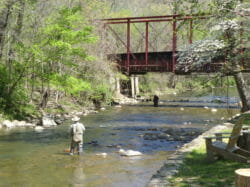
[102,14,248,75]
[108,51,224,75]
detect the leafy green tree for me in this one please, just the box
[24,6,97,108]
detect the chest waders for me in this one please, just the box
[70,139,83,155]
[70,123,84,155]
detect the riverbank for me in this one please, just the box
[147,112,250,187]
[0,94,138,130]
[147,123,234,186]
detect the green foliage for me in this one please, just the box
[0,3,107,117]
[139,74,161,94]
[175,79,203,91]
[139,81,158,94]
[39,6,97,67]
[0,65,8,98]
[118,73,129,81]
[0,64,32,119]
[211,0,238,14]
[50,74,91,96]
[175,75,236,93]
[90,84,112,103]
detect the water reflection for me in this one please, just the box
[69,157,86,187]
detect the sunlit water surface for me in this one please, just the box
[0,93,240,187]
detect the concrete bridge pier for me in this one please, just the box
[115,77,121,95]
[130,75,140,98]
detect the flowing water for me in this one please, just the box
[0,93,241,187]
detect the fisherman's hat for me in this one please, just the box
[71,116,80,122]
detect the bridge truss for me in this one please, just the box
[102,14,248,75]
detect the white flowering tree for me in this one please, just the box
[177,39,225,72]
[177,0,250,112]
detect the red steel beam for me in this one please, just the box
[189,20,193,44]
[145,22,149,68]
[121,65,165,67]
[106,25,137,60]
[106,24,127,48]
[172,16,177,72]
[127,19,131,72]
[101,13,211,21]
[133,23,157,51]
[105,16,210,24]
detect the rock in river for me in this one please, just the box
[42,116,57,127]
[34,126,44,132]
[2,120,14,128]
[118,149,142,156]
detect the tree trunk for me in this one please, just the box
[6,0,25,95]
[235,168,250,187]
[168,73,177,88]
[233,72,250,112]
[40,89,49,109]
[0,0,14,58]
[7,0,25,60]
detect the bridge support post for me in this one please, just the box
[130,75,135,98]
[130,75,139,98]
[135,76,140,96]
[115,77,121,95]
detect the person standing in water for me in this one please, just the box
[153,95,159,107]
[69,116,85,155]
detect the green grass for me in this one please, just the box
[170,146,250,187]
[170,116,250,187]
[245,118,250,125]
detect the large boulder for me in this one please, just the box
[54,114,66,125]
[42,115,57,127]
[118,149,142,156]
[2,120,14,128]
[17,121,26,127]
[1,119,35,129]
[34,126,44,132]
[12,120,35,127]
[12,120,20,127]
[25,122,35,127]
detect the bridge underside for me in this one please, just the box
[108,51,225,75]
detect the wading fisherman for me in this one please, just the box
[69,116,85,155]
[153,95,159,107]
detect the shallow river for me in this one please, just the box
[0,94,240,187]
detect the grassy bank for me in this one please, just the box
[170,146,250,187]
[170,119,250,187]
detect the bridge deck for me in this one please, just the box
[108,51,226,75]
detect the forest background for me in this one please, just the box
[0,0,249,120]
